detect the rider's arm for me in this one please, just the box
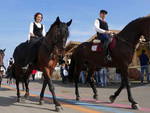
[42,25,46,37]
[94,19,106,34]
[28,22,35,40]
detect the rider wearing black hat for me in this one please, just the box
[94,9,112,61]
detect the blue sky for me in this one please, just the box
[0,0,150,65]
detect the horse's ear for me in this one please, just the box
[56,16,60,23]
[67,19,72,27]
[3,49,6,52]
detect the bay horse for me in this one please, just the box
[12,17,72,111]
[0,49,6,88]
[68,16,150,110]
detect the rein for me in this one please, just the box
[117,36,136,50]
[42,37,60,61]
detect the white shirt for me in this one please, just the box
[28,22,46,40]
[94,18,106,34]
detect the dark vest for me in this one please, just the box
[31,22,43,39]
[97,18,109,37]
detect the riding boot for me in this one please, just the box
[103,39,111,61]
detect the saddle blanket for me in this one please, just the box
[91,37,116,52]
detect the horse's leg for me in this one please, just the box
[39,79,48,105]
[22,82,25,91]
[24,79,29,99]
[44,67,62,111]
[16,80,21,102]
[0,77,2,88]
[87,70,98,100]
[124,76,140,109]
[109,76,125,103]
[75,76,80,101]
[74,68,81,101]
[46,78,62,111]
[122,68,140,109]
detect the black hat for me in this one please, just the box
[100,10,108,14]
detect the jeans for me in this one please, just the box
[80,71,86,84]
[115,73,121,81]
[94,71,101,85]
[100,69,107,87]
[141,65,150,82]
[98,34,109,43]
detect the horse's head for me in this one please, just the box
[138,16,150,42]
[46,17,72,56]
[0,49,5,66]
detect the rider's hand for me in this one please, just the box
[105,30,112,34]
[30,33,35,37]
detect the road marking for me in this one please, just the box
[3,81,150,113]
[1,84,102,113]
[1,83,134,113]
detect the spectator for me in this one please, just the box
[115,68,121,82]
[79,63,88,84]
[60,61,68,83]
[139,50,149,83]
[31,70,37,81]
[148,62,150,82]
[0,71,2,88]
[94,68,101,86]
[100,68,108,87]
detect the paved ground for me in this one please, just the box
[0,79,150,113]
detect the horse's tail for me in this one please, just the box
[68,55,76,82]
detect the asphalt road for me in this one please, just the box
[0,79,150,113]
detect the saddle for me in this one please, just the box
[91,37,116,52]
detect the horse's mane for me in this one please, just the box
[120,16,150,33]
[45,21,58,37]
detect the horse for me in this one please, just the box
[0,49,6,88]
[68,16,150,110]
[12,17,72,111]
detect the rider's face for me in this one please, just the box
[100,13,106,20]
[35,14,42,23]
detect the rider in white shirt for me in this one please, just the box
[94,10,112,61]
[28,12,46,41]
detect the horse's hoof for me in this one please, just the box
[17,98,21,102]
[55,106,63,112]
[132,104,140,110]
[76,97,80,101]
[109,95,115,103]
[39,100,44,105]
[24,94,29,99]
[93,95,98,100]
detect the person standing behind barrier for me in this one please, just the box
[0,71,2,88]
[139,50,149,83]
[79,63,88,84]
[94,68,101,86]
[100,68,108,87]
[60,61,68,83]
[115,68,121,82]
[148,62,150,82]
[31,70,37,81]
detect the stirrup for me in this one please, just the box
[107,55,112,61]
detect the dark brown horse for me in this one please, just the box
[68,16,150,110]
[0,49,6,88]
[12,17,72,111]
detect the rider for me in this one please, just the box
[28,12,46,42]
[26,12,46,65]
[8,58,13,66]
[94,10,112,61]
